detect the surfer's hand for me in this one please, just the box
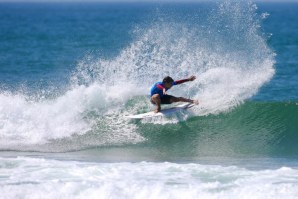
[188,76,196,81]
[192,100,199,105]
[163,88,166,95]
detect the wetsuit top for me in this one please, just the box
[150,78,189,97]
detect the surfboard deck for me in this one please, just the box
[126,103,195,119]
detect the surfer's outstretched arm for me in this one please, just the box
[174,75,196,85]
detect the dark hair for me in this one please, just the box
[163,76,174,84]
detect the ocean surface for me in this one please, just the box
[0,1,298,198]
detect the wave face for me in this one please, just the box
[136,102,298,158]
[0,1,279,155]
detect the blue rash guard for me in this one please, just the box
[150,82,168,97]
[150,79,189,97]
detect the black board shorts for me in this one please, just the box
[151,95,173,104]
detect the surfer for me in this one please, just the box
[150,76,199,113]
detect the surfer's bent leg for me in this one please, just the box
[151,94,161,113]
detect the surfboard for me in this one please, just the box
[126,103,195,119]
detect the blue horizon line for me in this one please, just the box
[0,0,298,2]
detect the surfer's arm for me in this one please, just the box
[174,76,196,85]
[157,84,166,95]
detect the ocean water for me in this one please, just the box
[0,1,298,198]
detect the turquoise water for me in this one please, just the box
[0,1,298,198]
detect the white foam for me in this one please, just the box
[0,83,145,150]
[1,157,298,199]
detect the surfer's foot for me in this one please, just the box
[154,107,161,113]
[192,100,199,105]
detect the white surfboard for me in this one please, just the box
[126,103,195,119]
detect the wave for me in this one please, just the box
[0,1,278,155]
[1,100,297,158]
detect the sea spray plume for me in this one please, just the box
[195,0,275,114]
[72,0,275,117]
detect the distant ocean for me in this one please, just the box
[0,1,298,198]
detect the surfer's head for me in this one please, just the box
[163,76,174,89]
